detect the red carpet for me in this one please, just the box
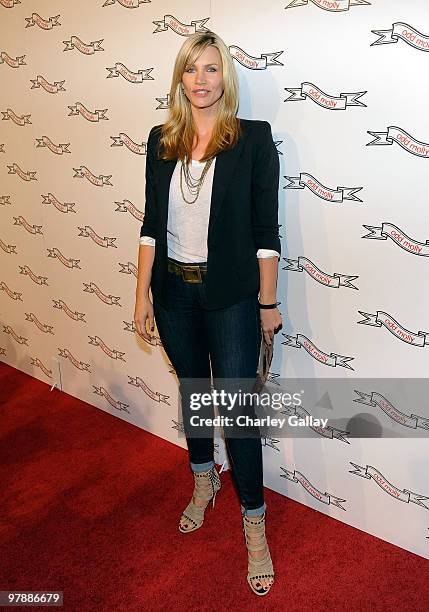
[1,361,428,611]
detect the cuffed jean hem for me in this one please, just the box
[241,502,266,517]
[190,460,215,473]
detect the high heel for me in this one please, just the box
[179,465,221,533]
[242,513,275,596]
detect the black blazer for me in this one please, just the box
[140,118,281,310]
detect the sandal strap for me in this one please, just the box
[181,499,206,525]
[243,513,274,579]
[193,466,221,502]
[248,550,274,573]
[243,514,268,551]
[180,466,221,529]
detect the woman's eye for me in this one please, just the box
[185,67,216,72]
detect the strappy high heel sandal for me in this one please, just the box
[179,465,221,533]
[242,513,275,596]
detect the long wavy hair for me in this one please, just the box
[155,31,242,163]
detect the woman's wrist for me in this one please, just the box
[259,302,278,309]
[258,294,277,305]
[258,297,279,309]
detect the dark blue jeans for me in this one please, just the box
[152,257,265,516]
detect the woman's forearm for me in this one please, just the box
[258,257,279,304]
[136,244,155,299]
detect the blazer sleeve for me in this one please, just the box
[251,121,281,255]
[139,126,158,240]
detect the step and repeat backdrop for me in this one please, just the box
[1,0,428,559]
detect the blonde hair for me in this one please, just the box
[155,31,242,163]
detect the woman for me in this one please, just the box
[134,31,282,596]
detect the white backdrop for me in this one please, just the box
[1,0,428,560]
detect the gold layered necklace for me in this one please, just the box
[180,156,214,204]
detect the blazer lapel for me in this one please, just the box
[155,123,250,240]
[207,131,248,237]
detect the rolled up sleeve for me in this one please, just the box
[257,248,280,259]
[139,236,156,246]
[251,121,281,255]
[139,126,158,240]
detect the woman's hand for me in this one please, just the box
[260,307,282,346]
[134,293,156,342]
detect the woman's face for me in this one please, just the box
[181,45,224,112]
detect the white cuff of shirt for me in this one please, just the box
[256,248,280,259]
[139,236,156,246]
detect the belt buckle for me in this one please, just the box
[182,266,202,283]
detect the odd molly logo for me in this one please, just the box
[78,226,116,248]
[25,313,53,334]
[285,82,366,109]
[42,193,75,213]
[229,46,283,70]
[282,334,354,369]
[367,126,429,157]
[36,137,70,155]
[68,103,108,122]
[156,94,171,110]
[63,37,104,54]
[47,248,80,269]
[362,223,429,257]
[350,464,429,508]
[103,0,149,7]
[129,376,170,405]
[285,256,358,289]
[19,265,48,285]
[1,240,17,254]
[93,387,130,413]
[83,282,121,306]
[58,348,91,372]
[0,281,22,301]
[52,299,86,322]
[0,52,26,68]
[30,76,66,93]
[111,133,145,154]
[115,199,142,222]
[358,311,429,347]
[31,357,52,379]
[281,403,349,442]
[2,109,31,126]
[285,0,370,11]
[13,216,42,235]
[106,63,153,83]
[1,0,21,7]
[25,13,60,29]
[153,15,210,36]
[285,172,362,203]
[73,166,113,186]
[7,163,37,181]
[3,326,29,346]
[280,467,346,509]
[372,22,429,52]
[172,420,185,434]
[88,336,125,361]
[354,390,429,431]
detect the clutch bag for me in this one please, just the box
[253,335,274,394]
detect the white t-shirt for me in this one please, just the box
[139,157,280,263]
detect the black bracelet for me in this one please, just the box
[258,301,280,309]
